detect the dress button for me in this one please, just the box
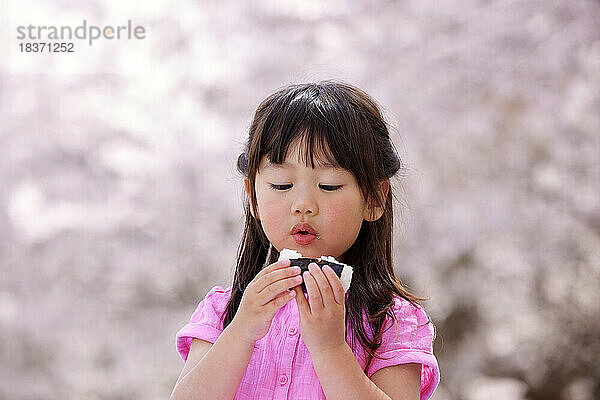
[279,374,288,385]
[288,326,297,335]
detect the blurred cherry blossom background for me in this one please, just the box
[1,1,599,399]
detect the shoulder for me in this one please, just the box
[205,285,233,299]
[370,295,440,399]
[202,285,232,307]
[384,295,436,350]
[176,285,233,362]
[390,295,431,323]
[188,285,232,321]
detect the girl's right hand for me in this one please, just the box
[231,258,302,345]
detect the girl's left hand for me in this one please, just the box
[293,263,347,355]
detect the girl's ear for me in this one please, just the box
[244,178,260,220]
[364,180,390,222]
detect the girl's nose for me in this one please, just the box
[291,192,318,216]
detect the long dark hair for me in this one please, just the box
[222,80,429,374]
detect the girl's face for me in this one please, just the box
[244,140,388,260]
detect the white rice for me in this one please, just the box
[278,248,353,292]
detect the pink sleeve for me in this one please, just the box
[175,286,232,362]
[366,297,440,400]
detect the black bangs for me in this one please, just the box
[267,127,340,171]
[257,83,361,174]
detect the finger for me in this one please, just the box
[267,287,296,311]
[303,264,323,311]
[308,263,335,307]
[293,285,309,314]
[258,274,303,305]
[322,265,345,305]
[260,264,301,289]
[254,258,291,281]
[254,261,299,293]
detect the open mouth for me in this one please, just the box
[292,230,317,245]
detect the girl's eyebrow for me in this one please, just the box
[264,161,344,170]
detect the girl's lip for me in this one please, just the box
[291,222,317,235]
[292,232,316,245]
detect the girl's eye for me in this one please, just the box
[319,184,342,191]
[268,184,342,191]
[269,184,292,191]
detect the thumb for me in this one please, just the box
[293,286,309,313]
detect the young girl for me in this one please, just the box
[171,81,440,400]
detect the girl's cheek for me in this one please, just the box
[259,198,288,233]
[261,196,285,215]
[323,204,351,229]
[335,199,364,223]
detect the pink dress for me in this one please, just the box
[176,286,440,399]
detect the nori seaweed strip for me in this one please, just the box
[288,258,346,294]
